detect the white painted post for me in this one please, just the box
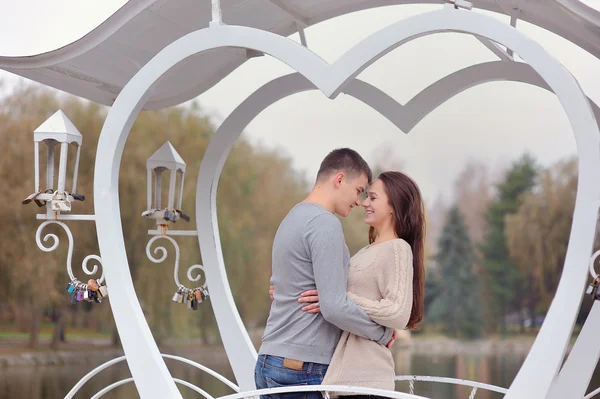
[46,141,55,190]
[177,171,184,209]
[147,169,153,210]
[34,141,40,192]
[210,0,222,26]
[72,145,81,194]
[155,169,162,209]
[168,169,176,209]
[57,142,69,193]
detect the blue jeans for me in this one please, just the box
[255,354,328,399]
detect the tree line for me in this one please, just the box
[0,83,595,348]
[425,155,600,338]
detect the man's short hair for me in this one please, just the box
[316,148,372,183]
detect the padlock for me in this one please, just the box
[70,291,78,304]
[172,289,183,303]
[164,209,176,222]
[87,279,99,292]
[22,191,42,205]
[50,191,72,212]
[51,200,72,212]
[71,193,85,201]
[176,209,191,222]
[141,209,155,217]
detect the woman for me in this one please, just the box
[300,171,425,398]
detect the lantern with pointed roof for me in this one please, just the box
[142,141,190,226]
[22,110,85,212]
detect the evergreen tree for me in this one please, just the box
[479,154,537,334]
[430,205,482,338]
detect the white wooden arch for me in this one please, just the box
[93,6,600,398]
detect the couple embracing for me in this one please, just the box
[255,148,425,399]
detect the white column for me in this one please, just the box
[168,169,176,209]
[34,141,40,192]
[57,142,69,193]
[72,145,81,194]
[177,171,184,209]
[147,169,153,210]
[46,141,55,190]
[155,169,162,209]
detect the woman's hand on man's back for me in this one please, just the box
[299,289,320,313]
[268,284,321,313]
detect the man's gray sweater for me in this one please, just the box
[259,202,392,364]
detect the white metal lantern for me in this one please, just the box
[143,141,189,225]
[23,110,105,312]
[23,110,84,213]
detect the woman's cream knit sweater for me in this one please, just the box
[321,238,414,395]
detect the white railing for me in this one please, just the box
[395,375,508,398]
[218,386,429,399]
[65,362,518,399]
[70,367,600,399]
[91,378,213,399]
[64,353,239,399]
[395,376,600,399]
[90,383,431,399]
[71,363,600,399]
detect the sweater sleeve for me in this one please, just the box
[347,239,414,330]
[307,214,393,345]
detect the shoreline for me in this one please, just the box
[0,335,550,368]
[401,335,546,356]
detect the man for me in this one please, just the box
[255,148,395,399]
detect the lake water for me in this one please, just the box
[1,349,598,399]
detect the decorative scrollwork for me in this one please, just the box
[146,235,207,290]
[187,264,207,288]
[82,255,103,277]
[35,220,105,283]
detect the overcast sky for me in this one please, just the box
[1,1,599,203]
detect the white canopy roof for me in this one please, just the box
[147,141,186,172]
[34,109,83,145]
[1,0,599,110]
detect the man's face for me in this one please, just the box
[335,172,368,217]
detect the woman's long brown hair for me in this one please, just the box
[368,171,425,330]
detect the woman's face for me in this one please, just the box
[362,178,393,229]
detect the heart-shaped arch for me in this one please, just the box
[94,7,600,398]
[215,61,599,137]
[199,60,600,396]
